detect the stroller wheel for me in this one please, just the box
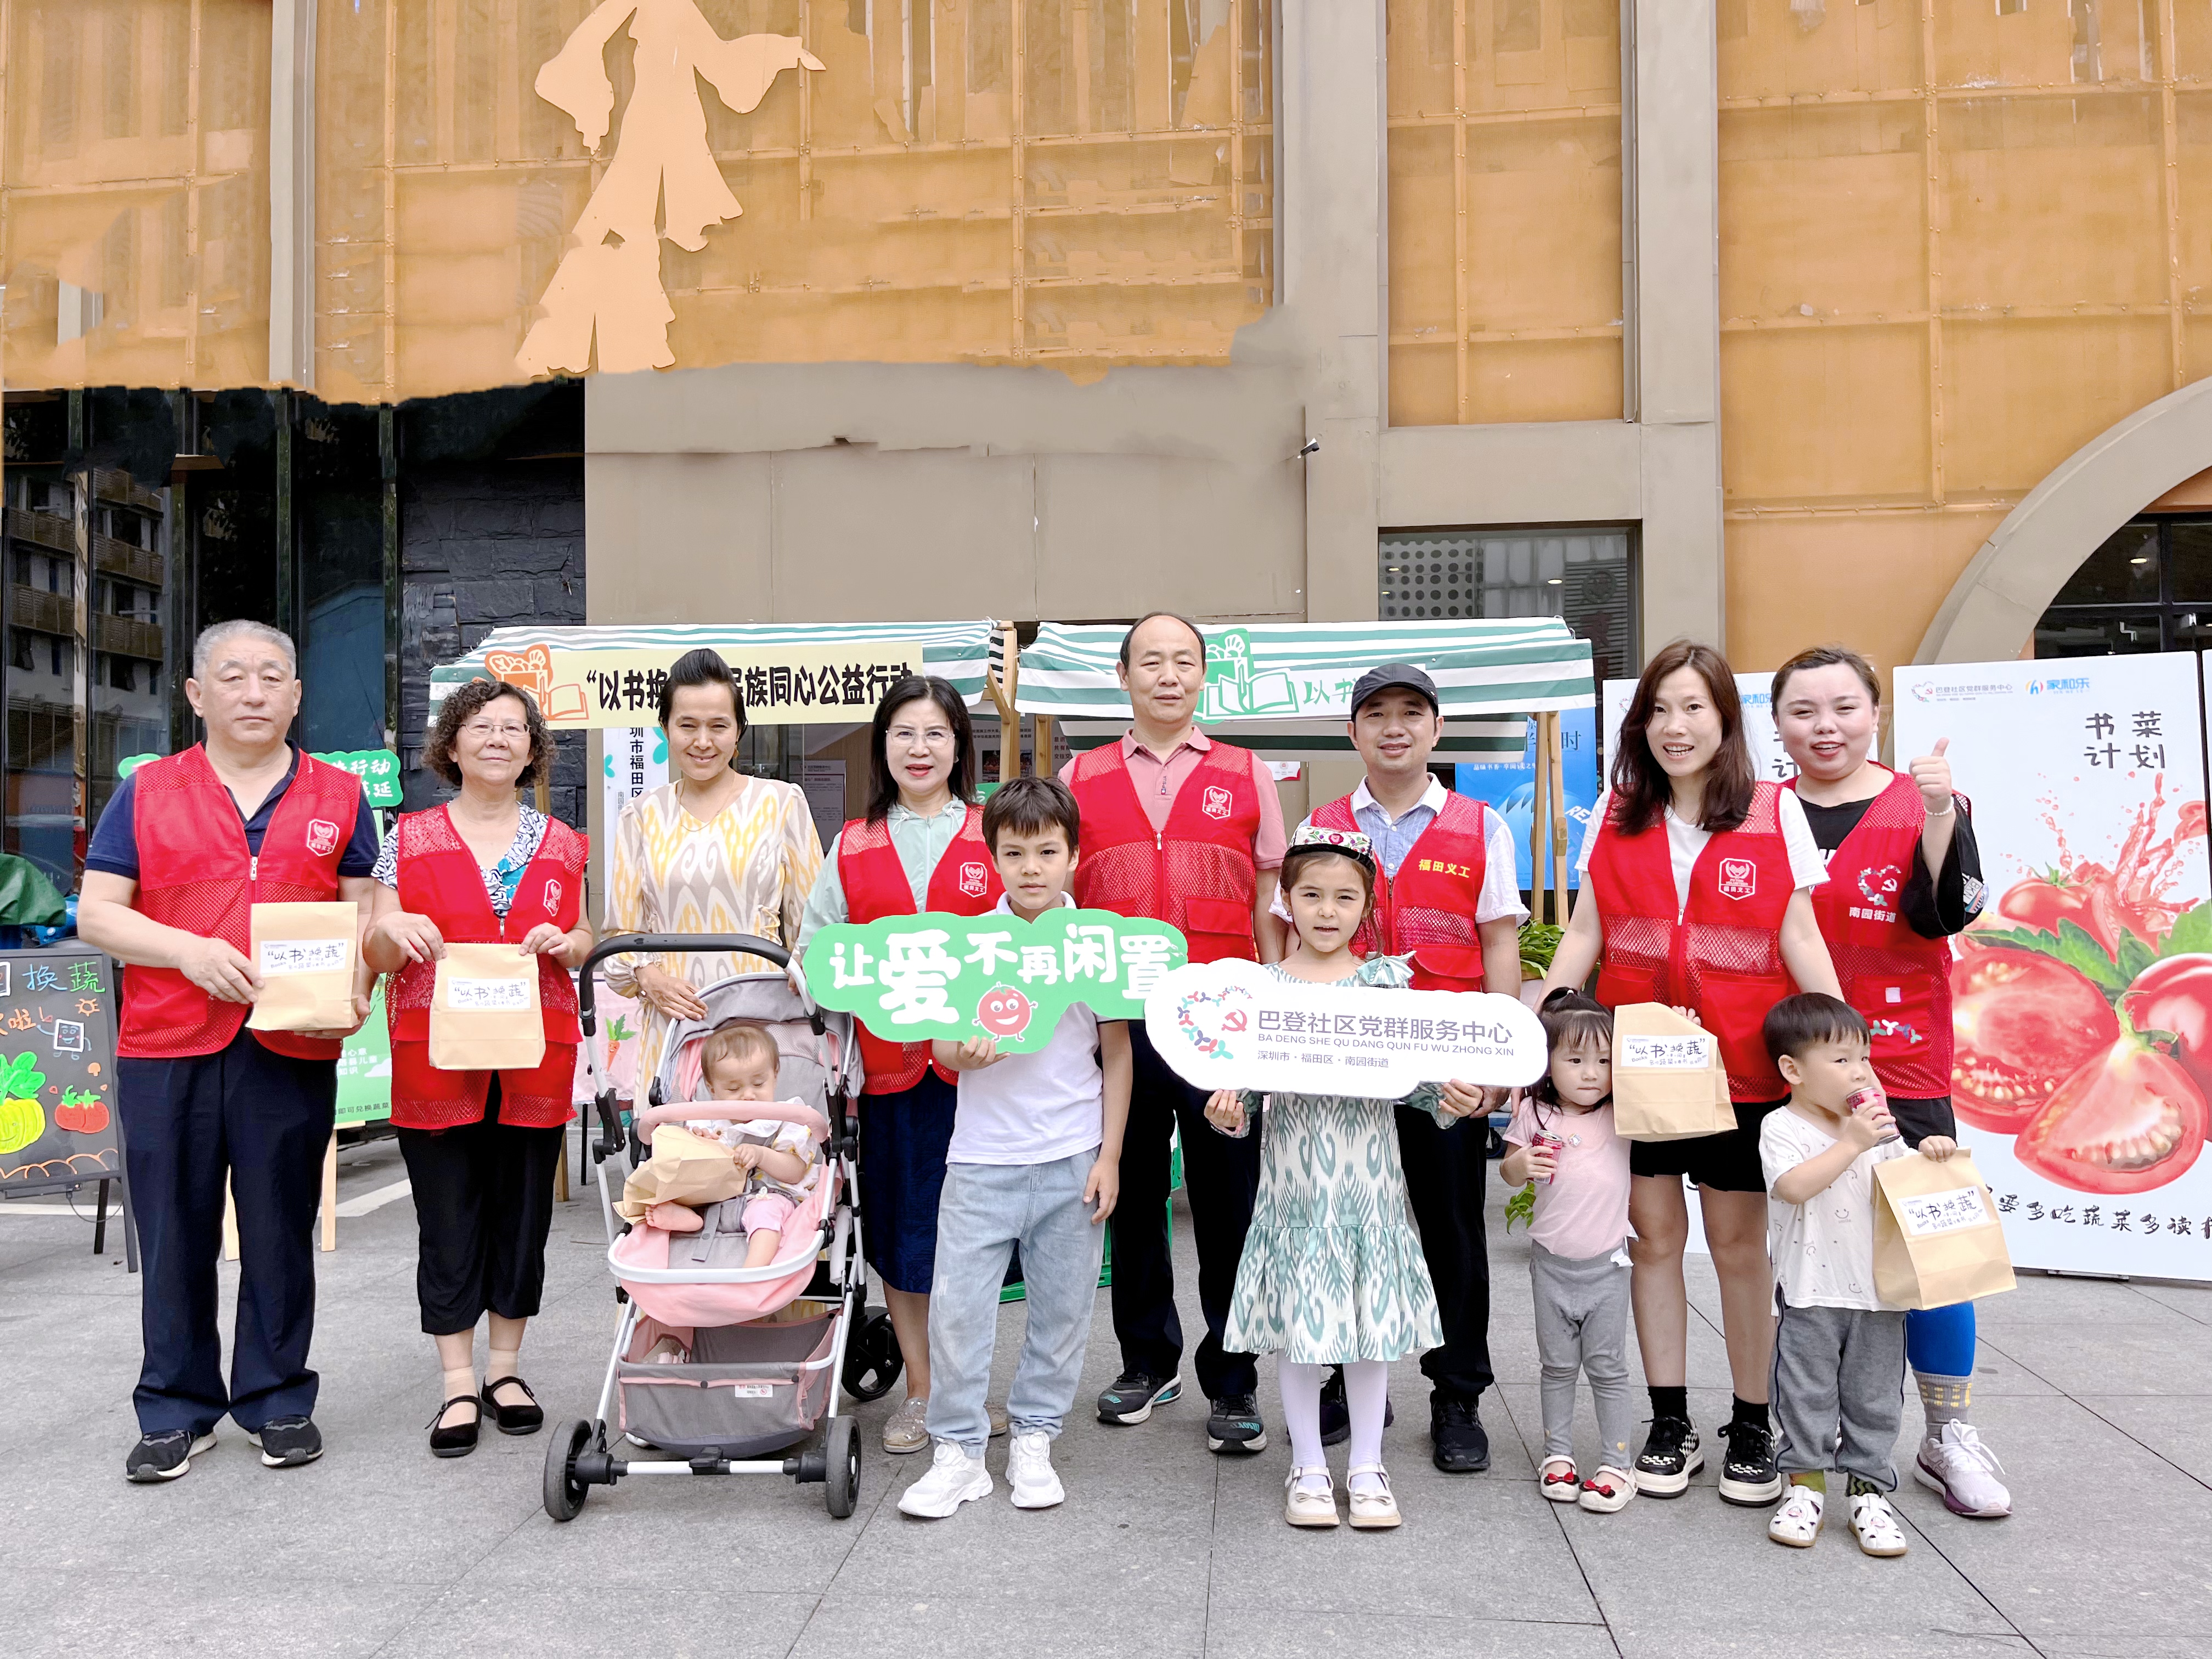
[543,1419,593,1522]
[824,1416,860,1519]
[842,1309,904,1403]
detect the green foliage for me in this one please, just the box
[1503,1180,1536,1234]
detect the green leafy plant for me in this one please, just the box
[1503,1179,1537,1233]
[1518,921,1563,980]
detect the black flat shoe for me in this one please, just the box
[428,1396,481,1459]
[481,1375,544,1436]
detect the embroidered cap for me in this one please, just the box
[1287,823,1376,869]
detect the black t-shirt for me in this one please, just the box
[1796,789,1983,941]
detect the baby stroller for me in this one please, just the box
[544,932,894,1521]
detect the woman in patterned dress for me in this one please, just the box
[602,648,823,1084]
[1203,827,1487,1530]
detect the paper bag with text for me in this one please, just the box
[1873,1149,2016,1310]
[430,943,546,1072]
[245,902,361,1032]
[618,1124,749,1222]
[1609,1002,1737,1142]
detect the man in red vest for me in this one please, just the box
[1274,664,1525,1472]
[80,620,378,1484]
[1059,612,1286,1456]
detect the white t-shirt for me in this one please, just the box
[1759,1105,1908,1312]
[1575,785,1826,915]
[949,896,1107,1166]
[1272,777,1528,927]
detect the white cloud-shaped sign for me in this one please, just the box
[1142,959,1549,1097]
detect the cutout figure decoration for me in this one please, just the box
[519,2,825,377]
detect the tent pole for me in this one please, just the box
[986,620,1022,775]
[1530,714,1551,926]
[1547,711,1570,913]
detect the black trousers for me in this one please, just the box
[1109,1022,1263,1400]
[118,1026,337,1436]
[396,1084,565,1337]
[1397,1099,1494,1402]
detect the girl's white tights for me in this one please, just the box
[1280,1359,1391,1496]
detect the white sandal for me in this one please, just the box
[1539,1455,1581,1503]
[1284,1467,1339,1528]
[1850,1491,1909,1558]
[1577,1464,1635,1513]
[1768,1483,1825,1548]
[1346,1463,1402,1530]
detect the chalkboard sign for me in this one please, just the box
[0,946,121,1198]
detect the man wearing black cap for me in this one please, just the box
[1274,662,1526,1471]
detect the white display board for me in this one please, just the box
[1600,674,1788,855]
[1895,654,2212,1282]
[602,726,670,833]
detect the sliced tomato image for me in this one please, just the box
[1994,870,2136,956]
[2121,953,2212,1096]
[1950,948,2120,1132]
[2014,1036,2207,1195]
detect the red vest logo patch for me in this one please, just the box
[1202,786,1233,820]
[1717,857,1757,900]
[1858,864,1901,906]
[543,878,563,914]
[958,862,989,898]
[304,819,341,858]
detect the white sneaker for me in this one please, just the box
[1850,1490,1910,1557]
[897,1440,992,1519]
[1767,1483,1824,1548]
[1006,1429,1064,1509]
[1913,1421,2012,1519]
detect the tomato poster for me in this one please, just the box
[1895,653,2212,1282]
[0,947,122,1200]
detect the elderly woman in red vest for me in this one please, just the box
[795,673,1003,1457]
[363,678,592,1459]
[1541,639,1841,1512]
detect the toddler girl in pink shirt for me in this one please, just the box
[1500,990,1635,1513]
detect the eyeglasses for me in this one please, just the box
[461,721,531,741]
[888,726,955,747]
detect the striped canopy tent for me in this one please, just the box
[426,619,1001,726]
[1012,618,1596,758]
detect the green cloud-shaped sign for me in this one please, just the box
[803,909,1188,1054]
[120,749,403,806]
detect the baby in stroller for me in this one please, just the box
[630,1023,822,1266]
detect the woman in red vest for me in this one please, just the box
[795,674,1003,1457]
[364,678,592,1459]
[1772,643,2011,1520]
[1542,639,1839,1510]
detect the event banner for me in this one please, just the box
[1456,705,1600,888]
[335,984,393,1128]
[1896,653,2212,1282]
[119,748,404,806]
[803,911,1188,1054]
[1142,960,1548,1096]
[485,640,922,727]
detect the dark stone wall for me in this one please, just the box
[398,459,588,825]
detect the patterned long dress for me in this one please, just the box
[603,776,823,1081]
[1221,955,1458,1365]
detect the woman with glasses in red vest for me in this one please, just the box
[795,674,1003,1457]
[1541,639,1841,1513]
[1771,643,2011,1521]
[364,677,592,1458]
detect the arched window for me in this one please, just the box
[2034,520,2212,658]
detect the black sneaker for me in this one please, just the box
[246,1415,324,1469]
[1716,1418,1782,1506]
[1318,1369,1395,1447]
[125,1429,215,1483]
[1097,1370,1182,1425]
[1633,1417,1703,1498]
[1205,1391,1268,1454]
[1431,1393,1489,1473]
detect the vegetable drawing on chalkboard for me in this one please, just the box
[54,1089,108,1135]
[0,1051,46,1154]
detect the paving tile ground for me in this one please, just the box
[5,1129,2207,1658]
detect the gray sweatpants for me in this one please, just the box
[1770,1300,1908,1491]
[1530,1240,1635,1468]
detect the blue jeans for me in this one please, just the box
[925,1149,1106,1453]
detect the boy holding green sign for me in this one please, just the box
[895,777,1132,1519]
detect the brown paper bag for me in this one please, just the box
[1873,1149,2016,1310]
[429,942,546,1072]
[1610,1002,1739,1142]
[617,1124,749,1222]
[245,902,360,1032]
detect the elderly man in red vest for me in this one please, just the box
[1059,612,1286,1456]
[80,620,377,1484]
[1273,663,1526,1472]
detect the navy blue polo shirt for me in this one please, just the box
[86,746,380,882]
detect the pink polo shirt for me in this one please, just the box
[1058,727,1288,871]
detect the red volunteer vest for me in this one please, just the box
[1311,791,1493,991]
[120,745,364,1062]
[1587,781,1799,1102]
[837,805,1003,1095]
[1067,738,1262,963]
[1792,771,1957,1098]
[386,806,588,1130]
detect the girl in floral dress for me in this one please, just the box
[1204,827,1486,1530]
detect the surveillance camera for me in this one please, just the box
[1297,438,1321,458]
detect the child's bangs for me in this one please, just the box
[1544,1004,1612,1054]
